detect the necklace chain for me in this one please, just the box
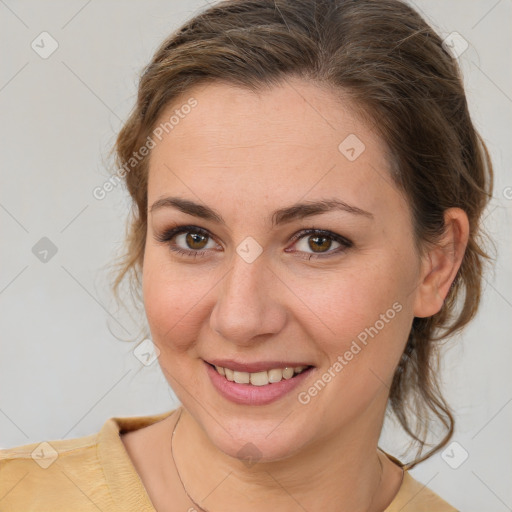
[171,408,210,512]
[170,407,384,512]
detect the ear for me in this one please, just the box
[413,208,470,318]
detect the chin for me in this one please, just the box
[181,384,325,461]
[205,415,313,464]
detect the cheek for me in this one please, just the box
[289,262,413,425]
[300,258,412,336]
[293,254,415,381]
[142,247,212,354]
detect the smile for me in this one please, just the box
[212,364,309,386]
[204,360,315,405]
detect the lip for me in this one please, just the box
[204,360,314,406]
[205,358,313,373]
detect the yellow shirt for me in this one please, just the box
[0,409,457,511]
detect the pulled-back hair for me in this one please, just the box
[110,0,493,468]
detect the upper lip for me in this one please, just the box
[205,359,313,373]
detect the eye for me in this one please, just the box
[287,228,353,260]
[155,225,221,258]
[155,225,353,261]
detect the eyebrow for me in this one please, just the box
[149,196,374,226]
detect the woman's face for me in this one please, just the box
[142,78,426,460]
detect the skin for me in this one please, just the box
[121,78,469,512]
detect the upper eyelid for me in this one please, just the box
[157,225,220,245]
[289,228,352,245]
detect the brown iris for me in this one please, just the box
[308,235,332,253]
[186,232,208,250]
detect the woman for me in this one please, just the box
[0,0,493,510]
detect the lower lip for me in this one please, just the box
[204,361,314,406]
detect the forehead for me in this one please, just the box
[151,79,377,157]
[147,79,403,218]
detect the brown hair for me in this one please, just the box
[109,0,493,468]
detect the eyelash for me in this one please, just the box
[154,224,353,260]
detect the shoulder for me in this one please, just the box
[385,470,458,512]
[0,432,103,510]
[0,409,176,511]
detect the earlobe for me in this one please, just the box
[413,208,469,318]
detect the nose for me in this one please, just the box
[209,251,287,346]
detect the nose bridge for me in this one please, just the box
[210,249,285,343]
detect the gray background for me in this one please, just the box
[1,0,511,509]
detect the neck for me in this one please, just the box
[171,396,396,512]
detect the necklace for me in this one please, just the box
[170,407,384,512]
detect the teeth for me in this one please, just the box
[268,368,283,383]
[250,371,269,386]
[233,371,250,384]
[213,364,308,385]
[282,367,294,379]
